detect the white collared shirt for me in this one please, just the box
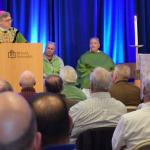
[69,92,127,143]
[112,102,150,150]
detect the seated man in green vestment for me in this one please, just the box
[43,42,64,77]
[60,65,86,101]
[0,11,27,43]
[77,37,115,89]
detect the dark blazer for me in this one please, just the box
[109,80,141,106]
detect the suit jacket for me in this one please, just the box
[109,80,141,106]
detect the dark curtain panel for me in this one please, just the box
[136,0,150,54]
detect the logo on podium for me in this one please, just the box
[8,50,16,58]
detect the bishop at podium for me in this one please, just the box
[0,11,26,43]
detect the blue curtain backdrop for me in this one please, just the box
[0,0,149,67]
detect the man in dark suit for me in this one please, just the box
[109,64,140,106]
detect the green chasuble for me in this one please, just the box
[43,55,64,77]
[62,83,87,101]
[0,27,27,43]
[77,51,115,89]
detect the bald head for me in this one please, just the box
[0,80,13,92]
[19,70,36,88]
[45,75,63,93]
[31,93,70,147]
[0,92,40,150]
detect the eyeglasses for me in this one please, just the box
[3,18,13,23]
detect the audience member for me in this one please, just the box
[45,75,77,109]
[112,76,150,150]
[31,93,76,150]
[110,64,141,106]
[19,70,36,101]
[0,80,13,92]
[0,92,41,150]
[70,67,127,143]
[45,75,63,94]
[60,66,86,101]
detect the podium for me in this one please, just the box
[0,43,43,92]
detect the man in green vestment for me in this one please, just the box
[43,42,64,77]
[0,11,26,43]
[77,37,115,89]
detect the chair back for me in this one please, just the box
[76,127,116,150]
[133,140,150,150]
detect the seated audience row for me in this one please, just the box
[0,64,145,150]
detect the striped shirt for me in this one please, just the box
[69,92,127,143]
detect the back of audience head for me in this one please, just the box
[19,70,36,88]
[31,93,71,147]
[90,67,111,92]
[143,76,150,102]
[112,64,131,83]
[60,66,77,84]
[0,92,41,150]
[45,75,63,93]
[0,80,13,92]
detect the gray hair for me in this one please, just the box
[46,41,56,47]
[90,67,111,90]
[60,66,77,83]
[143,76,150,99]
[90,37,100,44]
[19,70,36,88]
[0,11,11,21]
[114,64,131,80]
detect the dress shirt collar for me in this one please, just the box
[21,87,36,92]
[140,102,150,109]
[115,79,128,84]
[90,92,111,99]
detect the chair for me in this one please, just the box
[76,127,116,150]
[133,140,150,150]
